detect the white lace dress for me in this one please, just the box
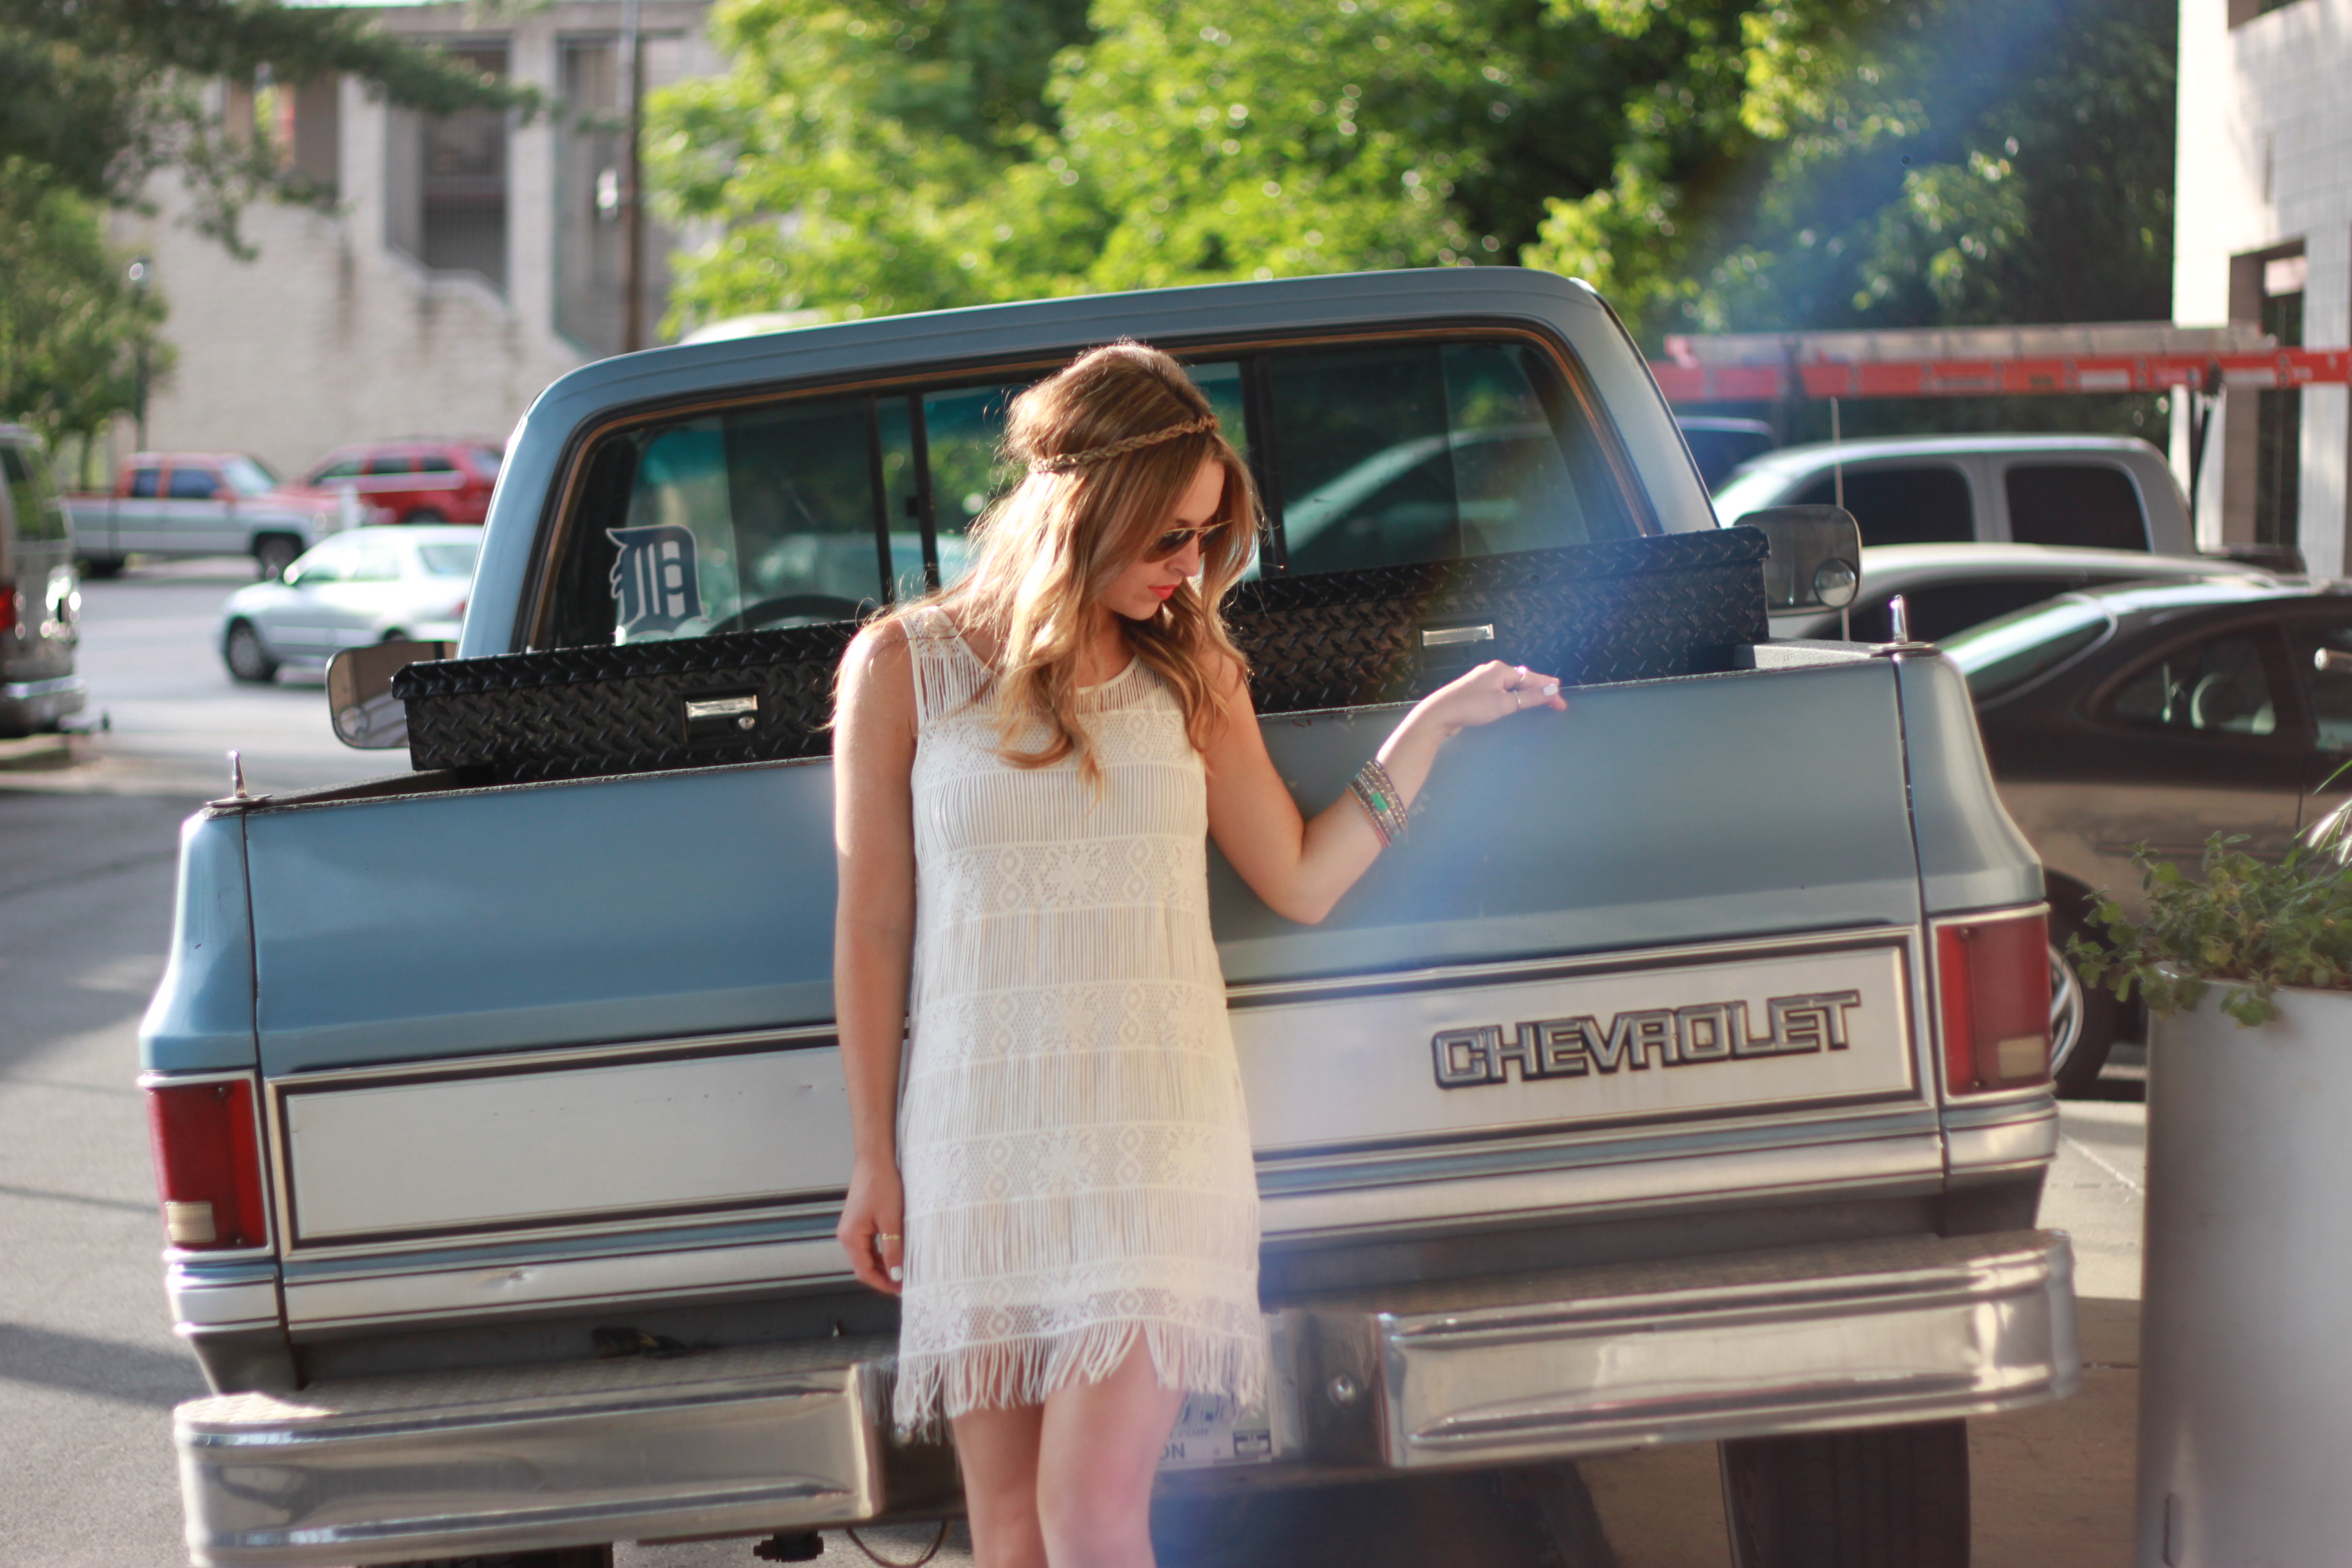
[891,607,1266,1435]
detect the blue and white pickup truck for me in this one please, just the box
[141,269,2076,1568]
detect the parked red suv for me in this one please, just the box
[303,440,503,525]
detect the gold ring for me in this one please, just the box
[875,1232,902,1243]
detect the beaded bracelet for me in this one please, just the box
[1348,758,1411,848]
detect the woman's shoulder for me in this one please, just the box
[844,604,1002,732]
[845,613,913,672]
[862,602,998,659]
[838,618,911,715]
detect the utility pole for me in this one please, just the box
[619,0,645,355]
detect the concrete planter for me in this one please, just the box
[2138,985,2352,1567]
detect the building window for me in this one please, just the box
[389,42,510,290]
[423,44,510,288]
[2255,253,2304,553]
[223,71,340,197]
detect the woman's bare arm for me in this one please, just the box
[832,621,919,1294]
[1203,657,1565,926]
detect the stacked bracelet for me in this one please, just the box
[1348,759,1412,847]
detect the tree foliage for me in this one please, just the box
[651,0,2174,349]
[1526,0,2177,344]
[650,0,1684,329]
[2,0,527,250]
[0,0,523,430]
[0,161,171,449]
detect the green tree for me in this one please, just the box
[649,0,1094,323]
[650,0,1695,329]
[1526,0,2176,344]
[1,0,527,250]
[0,0,527,434]
[0,161,171,455]
[653,0,2174,370]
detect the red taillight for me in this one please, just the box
[146,1079,269,1250]
[1938,911,2053,1095]
[0,581,18,636]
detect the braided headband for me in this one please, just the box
[1026,413,1218,474]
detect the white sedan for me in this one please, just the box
[219,525,478,683]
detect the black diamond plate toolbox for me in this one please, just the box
[396,527,1767,781]
[1226,525,1768,715]
[395,622,860,781]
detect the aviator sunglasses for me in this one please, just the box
[1144,522,1221,561]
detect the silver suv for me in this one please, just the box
[1714,433,2194,554]
[0,425,84,737]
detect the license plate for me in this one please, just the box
[1159,1394,1275,1469]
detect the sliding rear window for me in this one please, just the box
[540,333,1639,649]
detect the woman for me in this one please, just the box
[832,341,1565,1568]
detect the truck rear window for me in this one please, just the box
[539,334,1638,649]
[1791,465,1974,546]
[2005,463,2148,551]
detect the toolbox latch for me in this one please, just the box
[683,691,762,741]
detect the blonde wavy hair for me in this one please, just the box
[892,340,1260,778]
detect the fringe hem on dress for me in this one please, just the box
[892,1319,1267,1439]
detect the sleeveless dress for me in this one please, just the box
[892,606,1267,1436]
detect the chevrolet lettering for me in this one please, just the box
[1433,991,1864,1088]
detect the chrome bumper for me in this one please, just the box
[178,1338,891,1567]
[177,1229,2074,1565]
[0,673,84,724]
[1311,1226,2077,1469]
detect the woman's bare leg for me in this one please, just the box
[1034,1343,1186,1568]
[951,1401,1047,1568]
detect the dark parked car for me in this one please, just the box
[1676,415,1776,489]
[1942,574,2352,1090]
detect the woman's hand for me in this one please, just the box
[838,1159,906,1296]
[1410,661,1568,738]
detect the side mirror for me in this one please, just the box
[326,639,454,749]
[1740,505,1863,614]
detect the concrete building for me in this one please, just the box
[115,0,719,480]
[2173,0,2352,574]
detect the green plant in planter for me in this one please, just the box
[2074,807,2352,1026]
